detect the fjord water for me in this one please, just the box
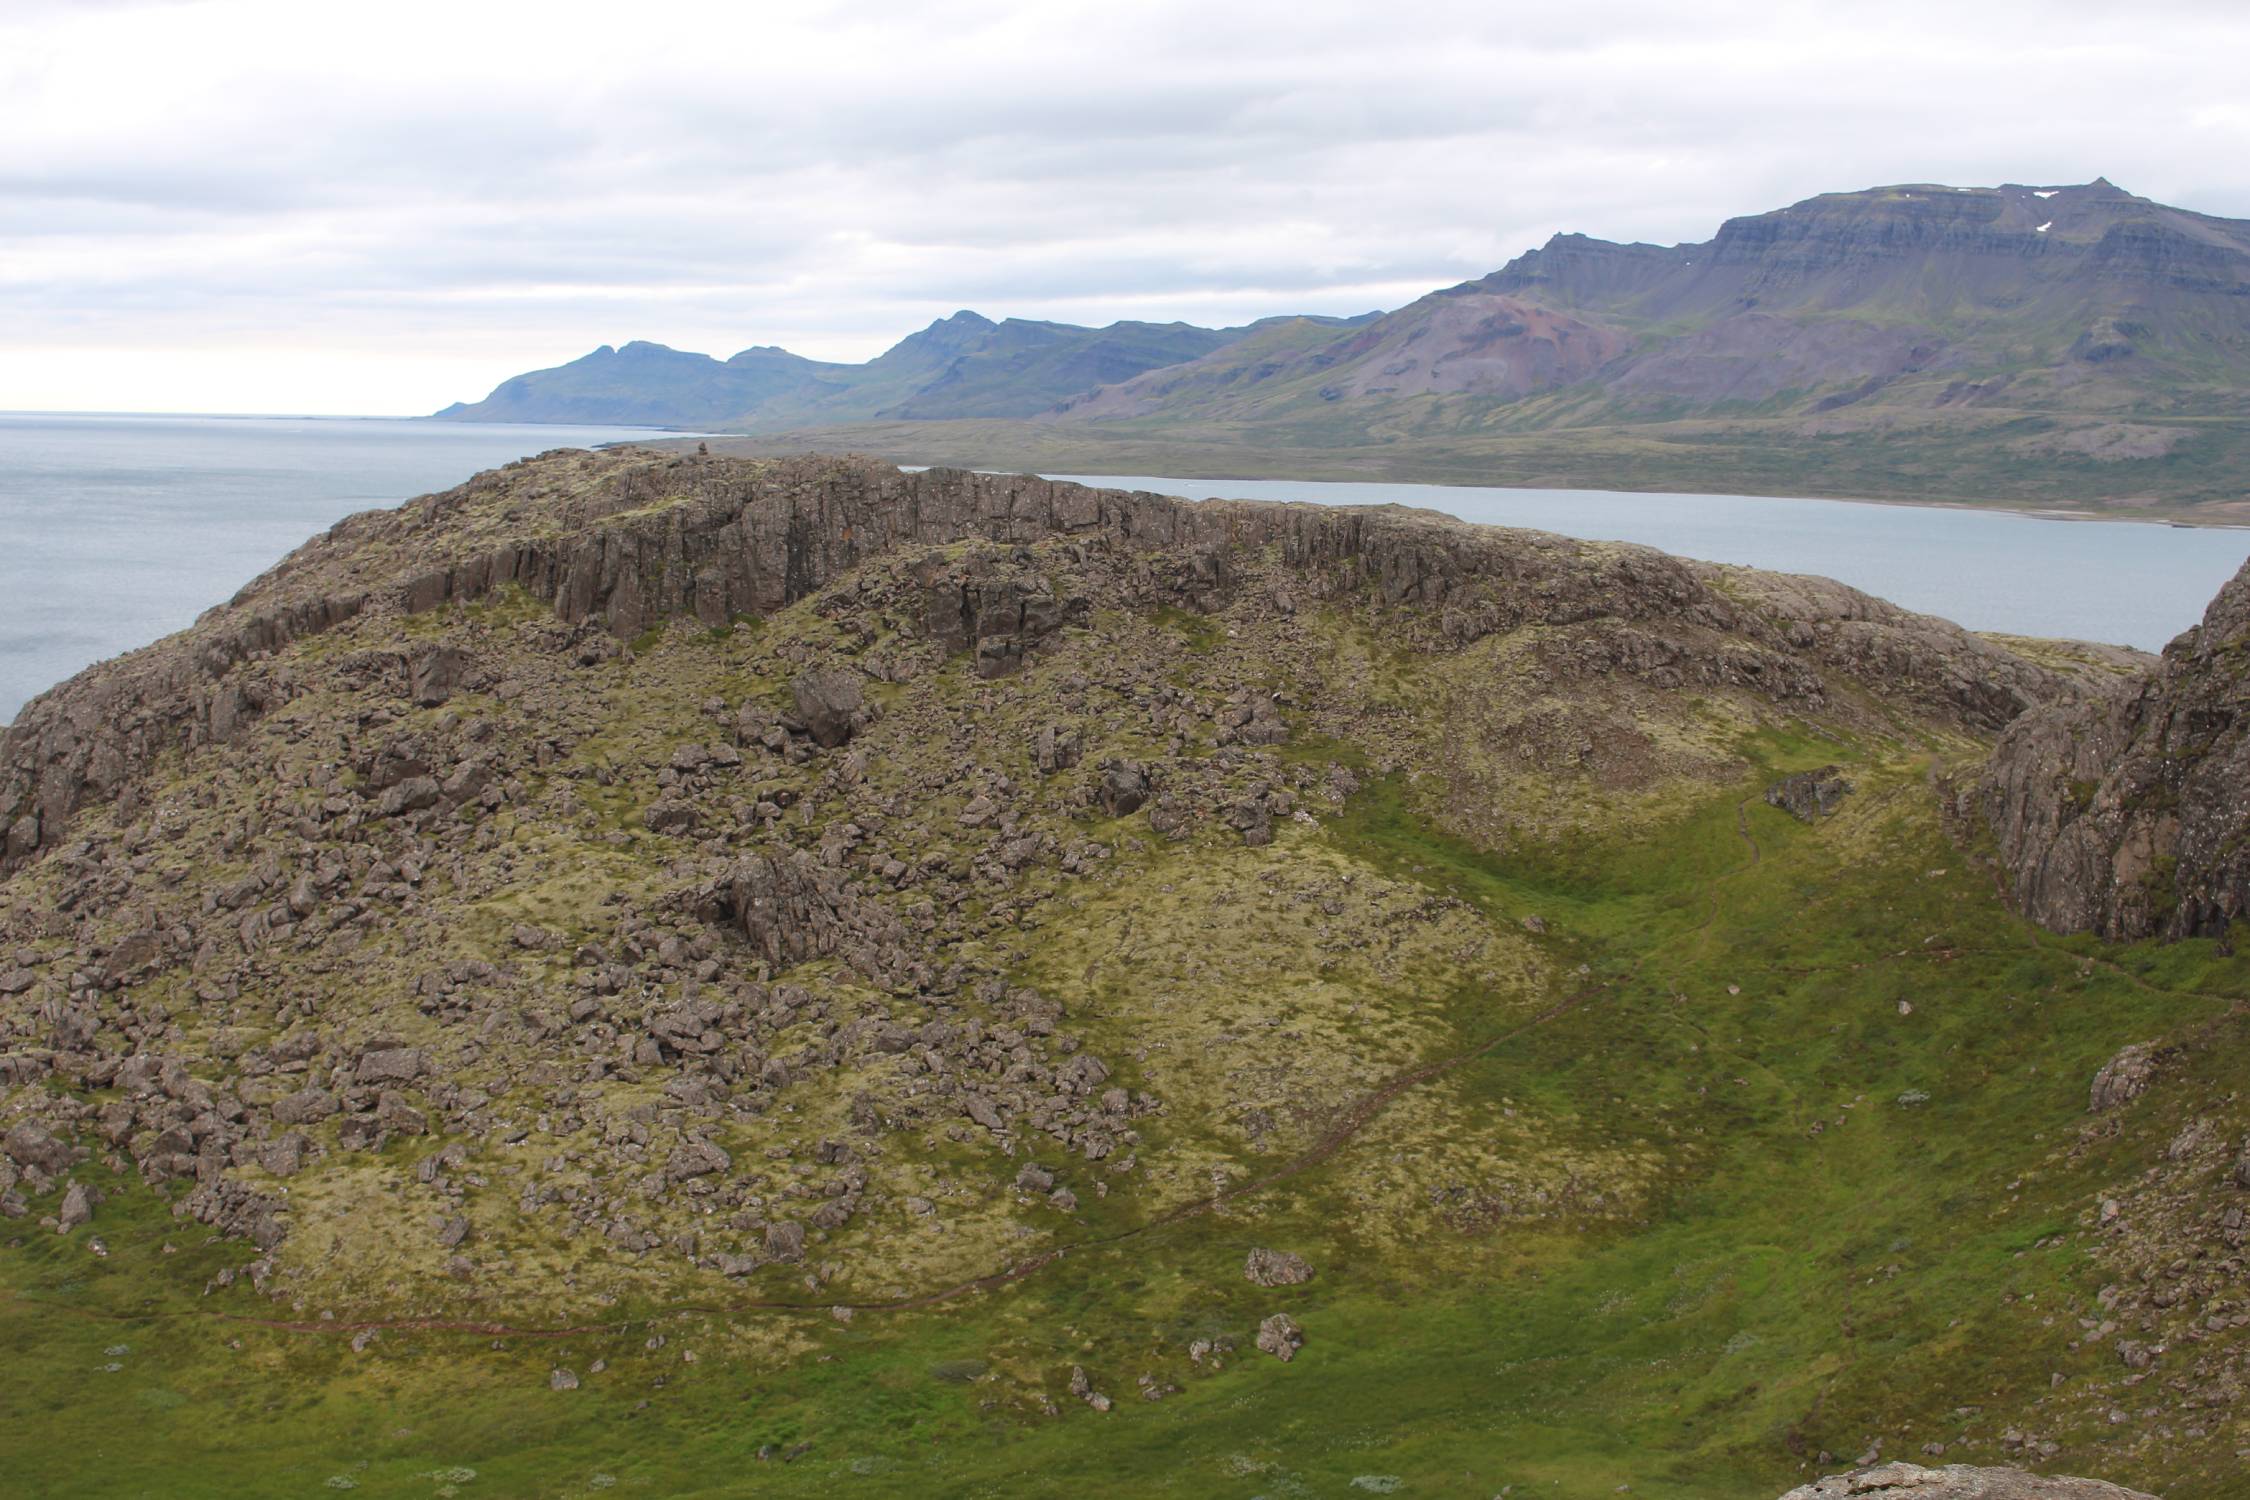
[0,413,673,723]
[1056,472,2250,655]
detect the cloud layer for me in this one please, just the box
[6,0,2248,413]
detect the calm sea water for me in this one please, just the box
[1055,473,2250,656]
[0,413,673,724]
[3,416,2242,725]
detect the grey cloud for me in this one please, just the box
[3,0,2248,412]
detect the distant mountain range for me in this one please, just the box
[435,180,2250,514]
[436,311,1376,429]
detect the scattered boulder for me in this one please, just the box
[1255,1312,1304,1362]
[272,1088,339,1125]
[1244,1247,1314,1287]
[1098,761,1150,818]
[644,799,700,835]
[356,1047,427,1085]
[550,1368,580,1392]
[1067,1363,1113,1412]
[3,1123,72,1174]
[792,667,866,749]
[1766,766,1853,822]
[1031,724,1082,774]
[666,1140,732,1183]
[56,1180,95,1233]
[2089,1044,2158,1113]
[377,776,442,818]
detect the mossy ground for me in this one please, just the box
[8,725,2243,1498]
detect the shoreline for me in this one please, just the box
[635,431,2250,530]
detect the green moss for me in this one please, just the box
[1151,605,1222,655]
[12,754,2242,1497]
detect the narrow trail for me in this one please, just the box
[9,797,1780,1346]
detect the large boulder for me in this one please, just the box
[355,1046,427,1085]
[407,644,471,707]
[1766,766,1852,822]
[1244,1247,1314,1287]
[791,666,865,749]
[2088,1043,2159,1113]
[693,848,911,985]
[2,1122,72,1174]
[1778,1462,2157,1498]
[1254,1312,1304,1362]
[1098,761,1150,818]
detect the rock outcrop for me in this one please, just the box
[1778,1462,2157,1498]
[1767,765,1853,821]
[1,451,2097,873]
[1984,555,2250,940]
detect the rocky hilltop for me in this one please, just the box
[1,449,2236,1498]
[0,452,2084,874]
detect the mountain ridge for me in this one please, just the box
[443,179,2250,515]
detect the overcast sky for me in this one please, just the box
[6,0,2249,415]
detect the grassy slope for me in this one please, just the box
[7,732,2242,1498]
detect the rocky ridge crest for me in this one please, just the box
[3,451,2090,875]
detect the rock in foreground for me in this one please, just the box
[1780,1464,2157,1498]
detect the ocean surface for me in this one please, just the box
[0,413,675,724]
[2,413,2243,725]
[1055,472,2250,655]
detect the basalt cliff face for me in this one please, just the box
[3,449,2233,1499]
[1983,555,2250,941]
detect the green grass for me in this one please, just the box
[6,739,2243,1497]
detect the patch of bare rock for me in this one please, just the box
[1778,1463,2157,1498]
[1243,1246,1313,1286]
